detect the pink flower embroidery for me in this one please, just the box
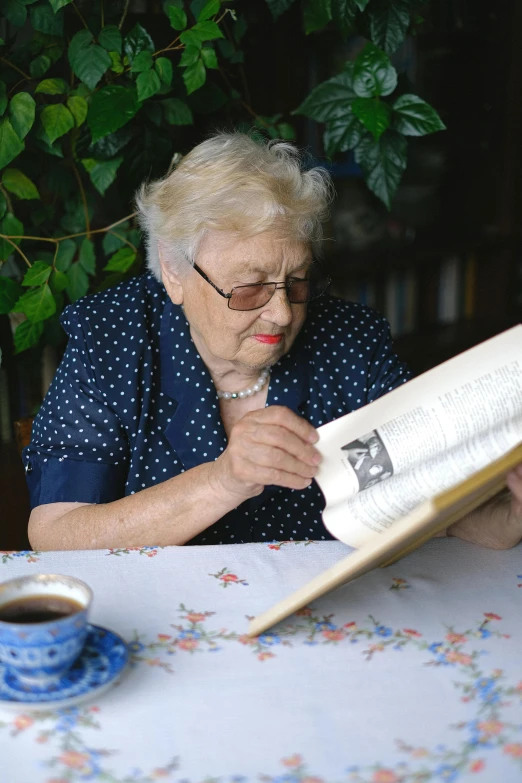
[372,770,399,783]
[484,612,502,620]
[403,628,422,637]
[178,639,198,651]
[257,651,275,661]
[445,632,467,644]
[504,744,522,758]
[470,760,485,772]
[282,754,302,768]
[322,630,345,642]
[221,573,239,582]
[58,751,91,769]
[13,714,33,731]
[185,613,207,624]
[478,720,503,735]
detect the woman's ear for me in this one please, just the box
[158,244,184,305]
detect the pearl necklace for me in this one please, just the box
[216,368,270,401]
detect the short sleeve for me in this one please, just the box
[23,306,129,509]
[366,317,412,403]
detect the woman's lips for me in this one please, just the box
[253,334,283,345]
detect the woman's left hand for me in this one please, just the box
[446,464,522,549]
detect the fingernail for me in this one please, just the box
[308,431,319,443]
[312,452,322,465]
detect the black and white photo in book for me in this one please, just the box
[341,430,394,491]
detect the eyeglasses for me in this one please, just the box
[193,262,331,311]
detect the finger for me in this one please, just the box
[248,405,318,444]
[240,457,313,490]
[241,423,321,467]
[244,443,319,479]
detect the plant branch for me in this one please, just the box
[0,184,13,214]
[100,0,104,29]
[0,57,30,80]
[71,162,91,239]
[6,212,138,244]
[107,230,138,254]
[0,236,31,268]
[118,0,130,30]
[71,1,91,32]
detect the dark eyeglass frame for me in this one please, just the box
[192,262,331,312]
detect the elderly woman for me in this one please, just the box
[25,133,522,551]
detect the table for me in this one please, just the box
[0,538,521,783]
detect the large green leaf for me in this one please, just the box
[294,67,355,122]
[40,104,74,144]
[354,130,407,208]
[49,268,68,294]
[103,247,136,272]
[331,0,358,36]
[49,0,73,10]
[197,0,220,21]
[68,30,111,89]
[79,237,96,275]
[0,119,25,169]
[323,108,365,156]
[0,82,7,116]
[22,260,52,286]
[13,284,56,322]
[369,0,411,55]
[2,168,40,199]
[14,320,44,353]
[155,57,173,86]
[30,3,64,35]
[392,94,446,136]
[265,0,297,20]
[183,59,206,95]
[167,6,187,30]
[130,50,153,73]
[9,92,36,139]
[0,277,22,314]
[87,85,140,143]
[66,95,88,127]
[303,0,332,34]
[0,191,6,219]
[54,238,76,271]
[2,0,27,26]
[98,25,122,54]
[65,262,89,302]
[123,24,154,64]
[136,69,161,101]
[82,156,123,195]
[35,77,69,95]
[200,47,218,69]
[30,54,51,78]
[352,96,391,139]
[181,20,224,46]
[0,213,23,261]
[179,45,200,67]
[352,42,397,97]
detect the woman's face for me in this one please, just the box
[161,231,312,374]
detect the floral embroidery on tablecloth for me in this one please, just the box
[0,550,40,564]
[517,574,522,587]
[267,540,316,550]
[105,547,163,558]
[389,577,410,591]
[209,567,249,587]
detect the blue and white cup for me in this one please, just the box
[0,574,92,689]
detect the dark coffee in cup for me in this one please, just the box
[0,595,84,624]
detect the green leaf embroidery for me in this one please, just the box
[40,104,75,144]
[136,69,161,101]
[13,284,56,322]
[68,30,111,90]
[0,119,25,170]
[87,85,140,143]
[2,168,40,199]
[354,131,407,209]
[352,42,397,98]
[14,320,44,354]
[9,92,36,139]
[0,277,22,315]
[392,94,446,136]
[103,247,136,272]
[22,261,52,287]
[35,78,69,95]
[162,97,193,125]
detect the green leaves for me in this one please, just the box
[30,3,64,36]
[22,260,52,287]
[65,262,89,302]
[66,95,88,127]
[136,69,161,101]
[0,119,25,170]
[103,247,136,273]
[0,278,22,314]
[352,96,391,139]
[49,0,73,10]
[81,156,123,195]
[198,0,220,21]
[0,82,7,116]
[180,21,224,47]
[167,6,188,30]
[14,321,44,354]
[2,168,40,199]
[124,24,154,64]
[35,78,69,95]
[162,98,193,125]
[183,60,206,95]
[303,0,332,34]
[131,50,154,73]
[13,283,56,322]
[265,0,297,20]
[0,213,23,261]
[98,25,122,54]
[40,104,74,144]
[295,69,355,122]
[68,30,111,89]
[369,0,411,55]
[87,85,140,143]
[355,131,407,209]
[155,57,173,87]
[79,237,96,274]
[9,92,36,139]
[352,43,397,97]
[392,94,446,135]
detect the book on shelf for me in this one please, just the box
[248,325,522,636]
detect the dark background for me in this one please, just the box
[2,0,522,549]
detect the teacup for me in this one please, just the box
[0,574,92,689]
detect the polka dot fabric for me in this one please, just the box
[24,273,411,544]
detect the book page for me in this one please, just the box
[315,325,522,548]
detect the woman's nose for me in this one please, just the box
[261,285,293,325]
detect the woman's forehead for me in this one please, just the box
[199,231,312,271]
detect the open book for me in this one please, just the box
[248,325,522,636]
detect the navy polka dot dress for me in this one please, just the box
[24,273,411,544]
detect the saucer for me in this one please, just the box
[0,624,129,712]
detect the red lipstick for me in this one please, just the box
[253,334,283,345]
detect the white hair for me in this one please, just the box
[135,131,334,281]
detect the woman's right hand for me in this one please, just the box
[210,405,321,502]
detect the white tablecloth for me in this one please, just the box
[0,538,521,783]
